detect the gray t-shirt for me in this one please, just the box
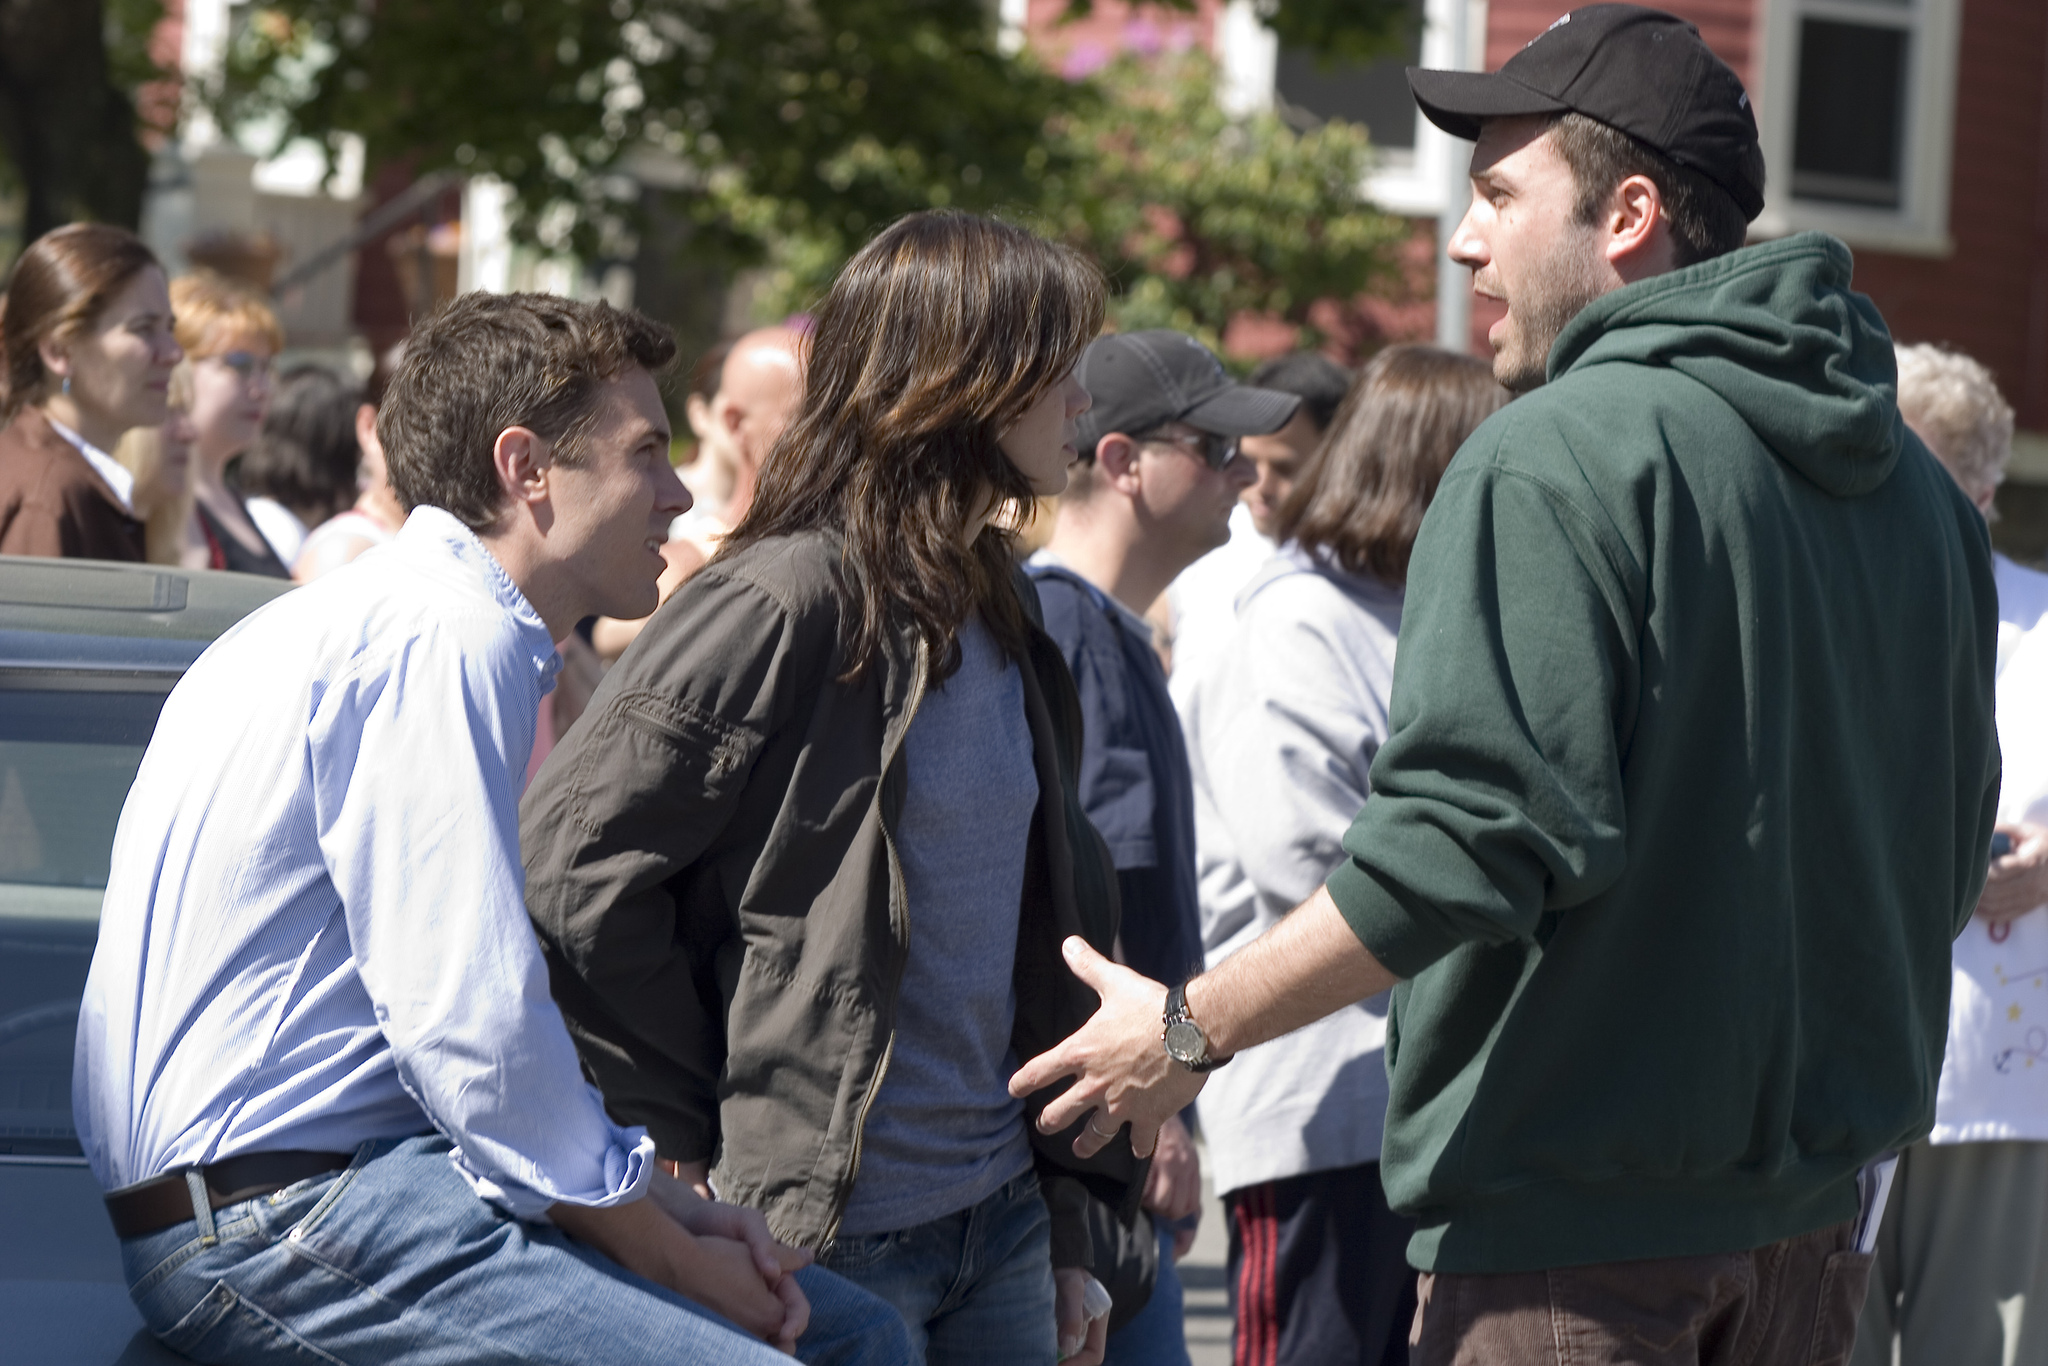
[837,615,1039,1233]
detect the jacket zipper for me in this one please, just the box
[823,639,927,1246]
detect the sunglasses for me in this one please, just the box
[1142,427,1240,471]
[209,350,274,382]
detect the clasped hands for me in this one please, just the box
[549,1165,811,1354]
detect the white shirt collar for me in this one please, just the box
[45,416,136,514]
[398,505,563,687]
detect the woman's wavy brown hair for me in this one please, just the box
[723,210,1105,682]
[1277,344,1508,587]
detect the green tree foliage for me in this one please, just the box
[222,1,1406,345]
[1065,0,1417,66]
[221,0,1077,264]
[0,0,164,244]
[749,51,1404,352]
[1040,52,1402,351]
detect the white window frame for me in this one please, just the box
[1362,0,1488,217]
[1750,0,1963,257]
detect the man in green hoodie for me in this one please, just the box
[1013,6,2002,1362]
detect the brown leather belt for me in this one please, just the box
[103,1150,354,1240]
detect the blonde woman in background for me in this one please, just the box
[112,364,201,565]
[170,273,289,577]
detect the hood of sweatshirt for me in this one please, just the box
[1547,232,1905,498]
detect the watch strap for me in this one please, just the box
[1164,980,1230,1073]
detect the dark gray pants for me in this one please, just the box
[1852,1139,2048,1366]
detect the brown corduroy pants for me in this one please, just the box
[1409,1221,1871,1366]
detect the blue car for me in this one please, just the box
[0,556,290,1365]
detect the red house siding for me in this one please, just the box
[1851,0,2048,431]
[1022,0,1224,78]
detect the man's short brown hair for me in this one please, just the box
[379,292,676,529]
[1549,112,1751,268]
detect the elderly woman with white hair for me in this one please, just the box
[1853,344,2048,1366]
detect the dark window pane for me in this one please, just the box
[1274,0,1424,151]
[0,684,172,1156]
[1792,18,1909,207]
[0,689,168,889]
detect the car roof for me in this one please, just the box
[0,556,293,672]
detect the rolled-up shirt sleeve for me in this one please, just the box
[309,621,654,1218]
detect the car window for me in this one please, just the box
[0,681,171,1157]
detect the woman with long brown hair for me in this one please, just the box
[523,209,1140,1366]
[1180,344,1507,1366]
[0,223,183,560]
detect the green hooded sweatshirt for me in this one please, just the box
[1326,232,2001,1274]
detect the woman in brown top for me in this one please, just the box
[0,224,184,561]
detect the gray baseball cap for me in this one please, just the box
[1074,331,1301,461]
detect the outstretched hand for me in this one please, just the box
[1009,937,1206,1161]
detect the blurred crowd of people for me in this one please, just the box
[7,19,2046,1357]
[0,223,405,584]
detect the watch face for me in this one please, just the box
[1164,1019,1206,1065]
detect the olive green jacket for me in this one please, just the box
[521,529,1143,1261]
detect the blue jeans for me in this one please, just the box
[822,1171,1056,1366]
[119,1134,912,1365]
[1105,1220,1189,1366]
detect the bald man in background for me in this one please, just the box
[593,324,806,661]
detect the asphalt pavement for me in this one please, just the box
[1181,1158,1230,1366]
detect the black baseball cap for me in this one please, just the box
[1407,4,1765,221]
[1074,331,1301,461]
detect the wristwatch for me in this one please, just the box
[1163,981,1230,1073]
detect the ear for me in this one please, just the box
[354,403,382,457]
[36,333,71,387]
[717,394,746,437]
[492,426,552,518]
[1604,173,1671,273]
[685,392,716,442]
[1093,433,1145,494]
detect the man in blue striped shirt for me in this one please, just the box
[73,292,908,1366]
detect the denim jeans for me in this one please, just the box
[1104,1219,1189,1366]
[119,1134,913,1365]
[822,1170,1057,1366]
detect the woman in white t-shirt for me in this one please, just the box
[1184,346,1506,1366]
[1853,344,2048,1366]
